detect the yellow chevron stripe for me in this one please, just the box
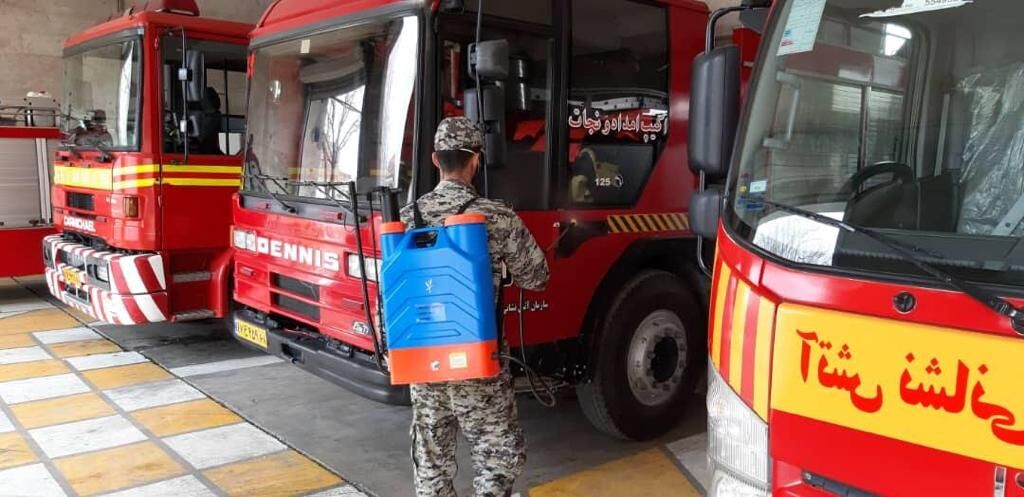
[619,215,639,232]
[711,265,732,369]
[607,217,622,233]
[753,297,775,420]
[649,214,669,231]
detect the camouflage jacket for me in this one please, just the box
[400,180,550,292]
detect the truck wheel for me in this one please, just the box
[577,270,703,440]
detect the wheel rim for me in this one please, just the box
[626,310,688,407]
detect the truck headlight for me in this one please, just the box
[346,254,381,283]
[707,364,770,496]
[233,228,255,251]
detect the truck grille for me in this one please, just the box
[66,192,95,211]
[272,274,320,302]
[273,294,321,322]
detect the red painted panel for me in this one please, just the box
[0,228,54,277]
[772,410,1024,497]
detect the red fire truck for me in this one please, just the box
[0,97,60,277]
[41,0,252,325]
[231,0,755,440]
[690,0,1024,495]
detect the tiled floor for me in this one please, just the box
[0,278,365,497]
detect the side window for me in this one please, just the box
[162,36,247,155]
[567,0,668,207]
[440,1,553,210]
[569,0,671,204]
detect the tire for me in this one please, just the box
[577,270,704,440]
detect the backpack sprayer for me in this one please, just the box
[378,198,500,385]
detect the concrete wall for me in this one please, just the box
[0,0,274,106]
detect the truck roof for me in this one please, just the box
[252,0,708,44]
[64,8,253,50]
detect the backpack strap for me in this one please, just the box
[456,197,479,215]
[412,200,426,229]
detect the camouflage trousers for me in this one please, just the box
[410,370,525,497]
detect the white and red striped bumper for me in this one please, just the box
[42,235,169,325]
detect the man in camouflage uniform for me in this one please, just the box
[402,117,549,497]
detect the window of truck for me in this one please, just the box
[439,0,553,210]
[62,34,142,150]
[161,36,248,155]
[244,15,420,203]
[567,0,669,207]
[728,0,1024,287]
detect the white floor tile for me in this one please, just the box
[0,346,52,365]
[29,415,147,459]
[0,463,67,497]
[98,475,216,497]
[164,423,285,469]
[33,327,101,345]
[307,486,369,497]
[103,379,205,412]
[0,409,14,433]
[66,351,145,372]
[0,373,90,404]
[0,299,54,314]
[667,432,709,491]
[170,356,282,378]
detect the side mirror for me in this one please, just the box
[468,40,509,80]
[690,186,723,239]
[688,45,741,178]
[183,50,205,103]
[465,85,506,168]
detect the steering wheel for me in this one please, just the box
[839,161,915,200]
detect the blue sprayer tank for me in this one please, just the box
[378,213,499,385]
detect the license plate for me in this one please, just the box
[63,267,81,288]
[235,318,268,349]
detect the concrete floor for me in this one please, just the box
[23,280,708,497]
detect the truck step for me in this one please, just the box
[173,309,216,322]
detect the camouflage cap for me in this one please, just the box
[434,117,484,152]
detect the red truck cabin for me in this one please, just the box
[232,0,756,439]
[42,0,253,325]
[695,0,1024,495]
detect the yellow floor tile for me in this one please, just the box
[0,334,35,350]
[0,359,69,382]
[0,432,37,469]
[131,399,242,438]
[530,448,700,497]
[0,308,79,335]
[47,339,121,358]
[55,441,185,497]
[204,450,342,497]
[82,363,171,390]
[11,392,116,430]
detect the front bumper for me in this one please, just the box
[232,309,410,405]
[42,235,168,325]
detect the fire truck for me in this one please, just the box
[689,0,1024,495]
[41,0,252,325]
[0,96,60,277]
[230,0,756,440]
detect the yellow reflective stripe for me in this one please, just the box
[607,216,622,233]
[162,165,242,174]
[53,166,112,190]
[113,165,159,176]
[113,179,158,190]
[162,178,242,187]
[113,165,242,176]
[753,298,776,420]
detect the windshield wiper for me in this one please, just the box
[750,196,1024,335]
[286,180,357,219]
[249,173,298,214]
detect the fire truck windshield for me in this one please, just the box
[244,15,419,206]
[728,0,1024,287]
[62,36,142,149]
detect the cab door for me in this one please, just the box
[158,34,248,252]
